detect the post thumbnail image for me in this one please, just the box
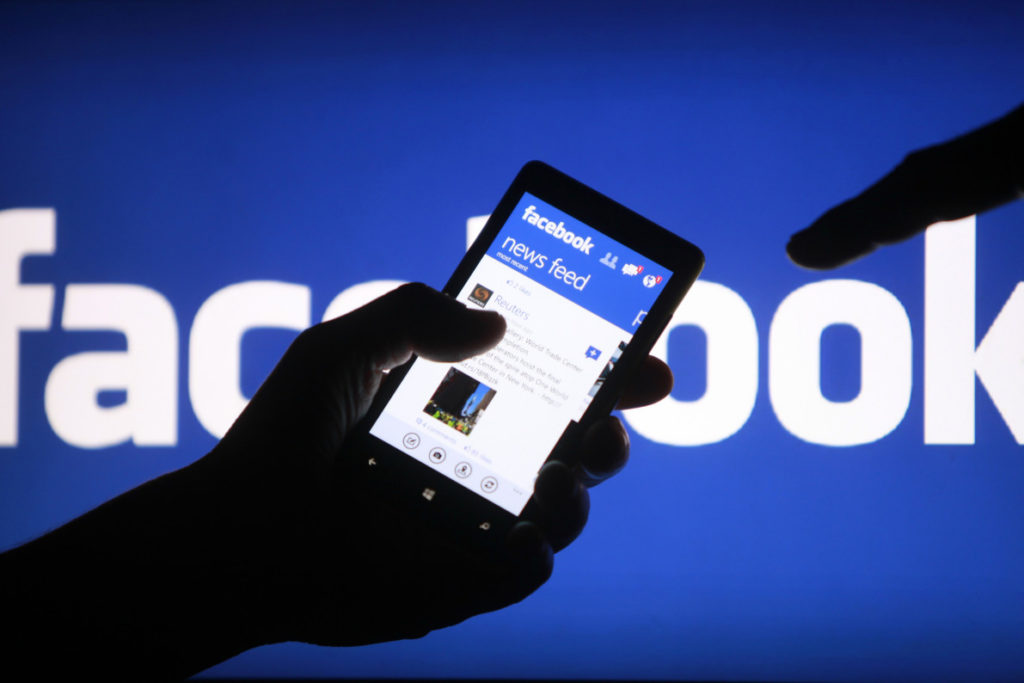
[588,341,627,397]
[423,367,496,436]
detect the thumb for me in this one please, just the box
[324,282,507,371]
[222,283,505,455]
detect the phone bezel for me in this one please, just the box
[345,160,704,552]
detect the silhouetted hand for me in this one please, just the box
[1,282,673,680]
[787,103,1023,269]
[209,282,671,644]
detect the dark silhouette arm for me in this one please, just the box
[0,283,673,680]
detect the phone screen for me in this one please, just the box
[369,192,673,514]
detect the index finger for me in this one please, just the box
[787,103,1024,270]
[323,282,507,368]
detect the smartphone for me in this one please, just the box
[347,161,704,551]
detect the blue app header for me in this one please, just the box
[485,193,672,333]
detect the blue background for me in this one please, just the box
[488,193,667,333]
[2,1,1023,680]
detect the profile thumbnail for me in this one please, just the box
[424,368,496,436]
[468,283,493,308]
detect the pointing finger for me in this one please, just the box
[788,103,1024,270]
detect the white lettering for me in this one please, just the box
[625,281,759,445]
[44,285,178,448]
[769,280,912,446]
[925,216,1024,444]
[522,207,595,254]
[3,209,1015,451]
[547,256,591,290]
[501,236,547,269]
[976,285,1024,442]
[189,281,310,438]
[0,209,55,446]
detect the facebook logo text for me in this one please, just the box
[522,205,594,255]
